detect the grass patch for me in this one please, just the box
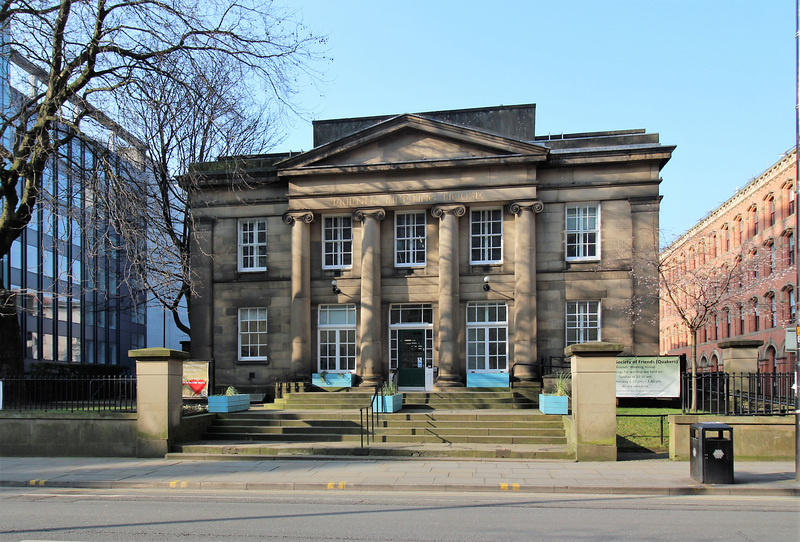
[617,407,681,452]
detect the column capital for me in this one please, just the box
[431,204,466,219]
[353,207,386,222]
[282,210,315,225]
[509,200,544,215]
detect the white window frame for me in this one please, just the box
[238,218,268,272]
[466,301,509,373]
[470,208,504,265]
[394,211,427,268]
[566,204,601,261]
[566,300,601,346]
[238,307,268,361]
[322,215,353,270]
[317,304,357,372]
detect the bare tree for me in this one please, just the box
[109,52,287,335]
[658,242,771,411]
[0,0,325,374]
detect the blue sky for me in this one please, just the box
[278,0,794,242]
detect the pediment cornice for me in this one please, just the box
[276,113,549,173]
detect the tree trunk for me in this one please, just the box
[690,328,698,412]
[0,291,24,376]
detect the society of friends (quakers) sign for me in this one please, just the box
[616,357,680,398]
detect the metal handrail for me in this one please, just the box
[359,380,384,450]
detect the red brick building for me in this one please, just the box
[660,150,797,373]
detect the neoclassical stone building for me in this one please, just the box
[187,104,674,393]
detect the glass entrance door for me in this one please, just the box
[397,329,426,389]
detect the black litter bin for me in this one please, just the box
[690,422,734,484]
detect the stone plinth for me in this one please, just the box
[717,339,763,374]
[131,348,189,457]
[566,341,623,461]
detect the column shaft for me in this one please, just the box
[510,201,543,383]
[354,208,385,388]
[432,204,465,388]
[283,211,314,379]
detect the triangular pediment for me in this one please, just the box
[278,114,548,171]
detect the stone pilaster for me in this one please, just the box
[282,210,315,379]
[509,200,543,384]
[431,204,466,388]
[188,217,213,361]
[353,208,385,387]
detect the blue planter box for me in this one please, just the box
[372,394,403,413]
[467,373,510,388]
[312,372,355,388]
[538,393,569,415]
[208,394,250,413]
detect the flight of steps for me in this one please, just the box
[170,389,574,460]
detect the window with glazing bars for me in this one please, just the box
[323,216,353,269]
[470,208,503,264]
[566,301,600,346]
[566,205,599,260]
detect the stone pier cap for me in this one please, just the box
[564,342,624,357]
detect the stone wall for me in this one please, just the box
[0,411,137,456]
[669,415,795,461]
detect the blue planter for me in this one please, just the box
[312,372,355,388]
[372,394,403,413]
[208,394,250,413]
[466,373,510,388]
[538,393,569,415]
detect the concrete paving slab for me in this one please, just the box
[0,456,797,496]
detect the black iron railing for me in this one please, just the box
[359,382,383,450]
[540,356,570,376]
[0,376,137,412]
[681,372,795,415]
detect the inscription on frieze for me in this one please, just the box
[333,191,484,208]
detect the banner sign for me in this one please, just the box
[182,360,210,398]
[616,356,680,398]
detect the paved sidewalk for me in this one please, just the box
[0,456,797,496]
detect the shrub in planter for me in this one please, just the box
[539,372,570,415]
[208,386,250,413]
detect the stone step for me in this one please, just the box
[210,418,563,430]
[203,425,564,438]
[219,410,563,423]
[168,443,574,460]
[198,432,567,445]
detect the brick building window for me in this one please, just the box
[750,205,759,237]
[766,292,777,328]
[767,196,775,227]
[789,232,795,266]
[722,224,730,252]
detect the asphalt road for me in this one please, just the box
[1,488,798,541]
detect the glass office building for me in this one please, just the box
[0,54,147,372]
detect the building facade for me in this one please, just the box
[189,104,674,393]
[0,54,147,372]
[660,150,797,373]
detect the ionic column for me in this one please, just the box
[509,200,543,384]
[282,210,314,379]
[432,204,466,388]
[353,208,385,388]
